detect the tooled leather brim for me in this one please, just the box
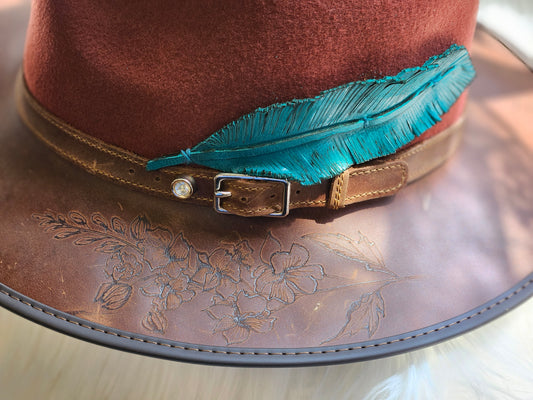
[1,30,532,367]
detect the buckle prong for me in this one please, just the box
[214,173,291,217]
[214,191,232,198]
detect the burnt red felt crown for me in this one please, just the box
[23,0,478,159]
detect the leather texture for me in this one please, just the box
[0,28,532,365]
[15,74,463,217]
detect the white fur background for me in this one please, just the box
[1,298,532,399]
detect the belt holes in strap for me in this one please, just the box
[126,167,162,183]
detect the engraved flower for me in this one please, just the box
[141,272,195,310]
[253,240,324,305]
[106,250,144,281]
[163,234,199,277]
[190,241,252,292]
[142,305,168,333]
[167,233,190,261]
[209,248,242,283]
[138,227,173,270]
[205,292,275,345]
[94,282,132,310]
[231,240,254,268]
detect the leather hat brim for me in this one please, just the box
[1,15,532,365]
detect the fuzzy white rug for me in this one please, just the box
[1,297,532,400]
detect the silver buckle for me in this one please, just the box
[214,173,291,217]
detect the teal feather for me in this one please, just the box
[147,44,475,185]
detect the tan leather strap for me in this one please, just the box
[15,72,462,217]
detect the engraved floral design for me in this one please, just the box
[141,272,195,310]
[205,292,275,345]
[253,234,324,305]
[94,282,132,310]
[33,210,408,346]
[191,244,246,289]
[106,250,144,281]
[142,305,168,333]
[304,232,402,343]
[331,291,385,340]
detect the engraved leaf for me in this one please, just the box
[130,215,149,240]
[354,232,387,272]
[73,232,105,246]
[91,212,109,230]
[367,292,385,337]
[96,240,125,253]
[322,291,385,344]
[32,212,66,231]
[68,211,88,226]
[110,216,126,235]
[304,232,388,273]
[260,232,282,264]
[32,212,55,226]
[53,228,81,239]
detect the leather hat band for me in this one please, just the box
[16,72,463,217]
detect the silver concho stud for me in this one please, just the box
[171,176,196,199]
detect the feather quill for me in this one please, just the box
[147,44,475,185]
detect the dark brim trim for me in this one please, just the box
[1,274,532,367]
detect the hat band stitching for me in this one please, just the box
[16,71,462,217]
[346,164,408,201]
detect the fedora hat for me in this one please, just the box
[0,0,532,368]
